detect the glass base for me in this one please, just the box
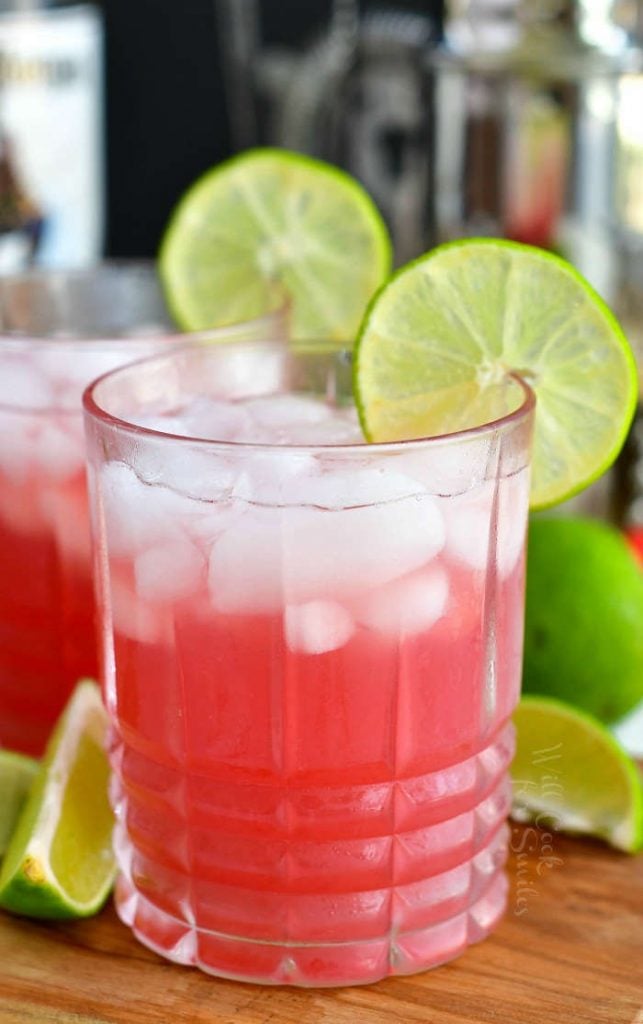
[110,723,516,986]
[114,832,509,987]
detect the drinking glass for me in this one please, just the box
[0,263,286,755]
[84,340,534,986]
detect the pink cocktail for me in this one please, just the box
[84,341,534,986]
[0,265,285,755]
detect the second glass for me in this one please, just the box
[0,263,286,755]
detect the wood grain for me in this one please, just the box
[0,825,641,1024]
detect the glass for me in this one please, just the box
[84,340,534,986]
[0,263,287,755]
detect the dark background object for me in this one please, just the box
[103,0,443,258]
[103,0,225,259]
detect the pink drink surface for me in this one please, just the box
[98,394,529,985]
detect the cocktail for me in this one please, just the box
[77,149,636,985]
[0,263,286,756]
[1,149,636,980]
[84,340,534,985]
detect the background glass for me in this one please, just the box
[0,263,286,755]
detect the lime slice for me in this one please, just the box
[511,695,643,852]
[160,147,392,342]
[0,681,116,919]
[354,239,638,509]
[0,750,38,858]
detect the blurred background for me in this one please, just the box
[106,0,442,262]
[1,0,643,531]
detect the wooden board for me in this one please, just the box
[1,825,642,1024]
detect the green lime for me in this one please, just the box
[523,518,643,723]
[160,147,392,342]
[0,681,116,919]
[353,239,637,509]
[0,750,38,858]
[511,695,643,852]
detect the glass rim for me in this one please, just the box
[0,258,289,348]
[83,339,537,454]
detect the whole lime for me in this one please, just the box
[523,517,643,723]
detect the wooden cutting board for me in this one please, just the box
[0,824,642,1024]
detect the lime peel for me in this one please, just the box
[511,695,643,853]
[523,518,643,723]
[160,147,392,342]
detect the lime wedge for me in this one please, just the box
[354,239,638,509]
[160,147,392,342]
[511,695,643,853]
[0,750,38,858]
[0,681,116,919]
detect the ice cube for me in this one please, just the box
[208,491,445,613]
[100,461,192,557]
[241,394,335,443]
[126,412,191,434]
[232,451,317,504]
[291,497,445,597]
[205,344,285,399]
[284,600,354,654]
[34,417,86,480]
[134,443,236,503]
[443,483,494,571]
[497,469,529,578]
[0,460,47,532]
[180,396,255,441]
[0,412,35,480]
[392,437,490,496]
[135,539,204,602]
[279,466,426,508]
[357,567,449,637]
[279,414,363,445]
[443,471,529,578]
[182,501,241,546]
[247,394,333,424]
[0,359,54,409]
[0,404,84,483]
[38,345,154,391]
[110,577,174,645]
[40,485,92,566]
[208,508,282,613]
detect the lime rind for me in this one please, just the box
[0,680,116,919]
[354,238,638,510]
[160,147,392,342]
[511,695,643,853]
[523,517,643,723]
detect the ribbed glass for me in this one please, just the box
[84,341,534,986]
